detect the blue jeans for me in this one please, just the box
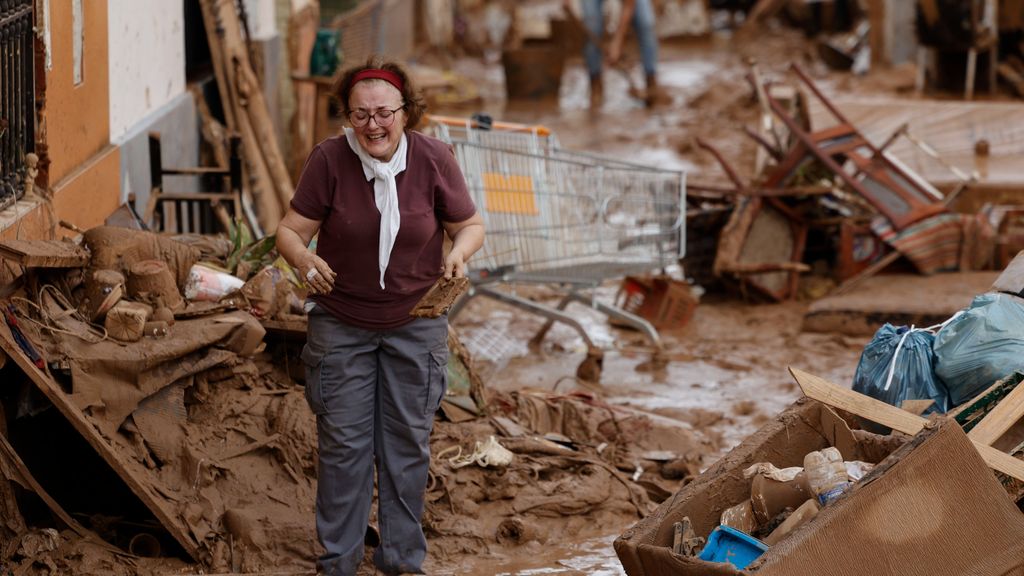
[302,306,449,576]
[582,0,658,78]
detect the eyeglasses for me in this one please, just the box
[348,105,405,128]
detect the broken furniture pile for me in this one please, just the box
[0,227,316,573]
[689,62,1008,302]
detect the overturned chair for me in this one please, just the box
[144,131,243,234]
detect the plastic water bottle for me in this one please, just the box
[803,447,850,506]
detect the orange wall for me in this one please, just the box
[0,145,119,241]
[52,145,121,230]
[46,0,112,185]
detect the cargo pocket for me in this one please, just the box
[425,347,449,416]
[300,345,329,415]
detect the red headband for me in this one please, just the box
[350,69,404,93]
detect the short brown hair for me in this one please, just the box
[332,56,426,129]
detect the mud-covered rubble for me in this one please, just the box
[0,227,716,575]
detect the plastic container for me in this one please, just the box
[804,447,850,506]
[698,525,769,569]
[183,265,244,302]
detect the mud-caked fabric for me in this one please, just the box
[302,305,448,576]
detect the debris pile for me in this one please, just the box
[0,228,714,575]
[689,62,1010,303]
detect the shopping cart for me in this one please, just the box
[432,116,687,352]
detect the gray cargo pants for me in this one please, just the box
[301,306,448,576]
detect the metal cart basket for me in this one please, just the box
[432,116,687,351]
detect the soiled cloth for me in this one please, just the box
[57,311,265,435]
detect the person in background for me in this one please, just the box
[276,56,484,576]
[570,0,665,107]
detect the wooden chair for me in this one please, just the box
[145,131,243,234]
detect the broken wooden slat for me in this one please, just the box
[900,398,935,416]
[0,434,90,542]
[0,303,200,558]
[198,0,286,231]
[969,381,1024,446]
[789,366,1024,482]
[287,1,320,181]
[410,277,470,319]
[216,432,281,462]
[0,239,90,268]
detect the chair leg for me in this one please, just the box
[965,48,977,100]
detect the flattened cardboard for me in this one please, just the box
[752,420,1024,575]
[614,399,897,576]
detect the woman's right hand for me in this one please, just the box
[302,254,337,295]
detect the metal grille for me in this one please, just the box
[0,0,34,203]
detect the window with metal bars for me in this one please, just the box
[0,0,35,209]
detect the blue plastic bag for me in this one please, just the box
[852,323,949,414]
[934,293,1024,407]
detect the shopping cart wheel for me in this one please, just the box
[575,346,604,383]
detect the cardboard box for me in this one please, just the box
[614,398,902,576]
[751,419,1024,575]
[616,401,1024,576]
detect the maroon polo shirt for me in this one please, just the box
[290,130,477,329]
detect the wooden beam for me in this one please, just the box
[0,306,200,559]
[0,433,92,542]
[0,240,90,268]
[968,381,1024,446]
[900,399,935,416]
[789,367,1024,482]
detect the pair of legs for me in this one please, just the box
[581,0,659,103]
[303,306,449,576]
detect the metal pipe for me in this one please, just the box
[128,533,162,558]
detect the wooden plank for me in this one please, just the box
[0,306,200,558]
[199,0,281,231]
[789,367,1024,482]
[900,399,935,416]
[969,381,1024,446]
[0,239,90,268]
[0,433,92,542]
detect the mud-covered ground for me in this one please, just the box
[425,22,884,575]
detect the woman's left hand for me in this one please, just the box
[442,213,484,279]
[443,249,467,279]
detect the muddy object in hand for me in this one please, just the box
[409,277,469,319]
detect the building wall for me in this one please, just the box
[46,0,112,185]
[108,0,187,142]
[106,0,199,210]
